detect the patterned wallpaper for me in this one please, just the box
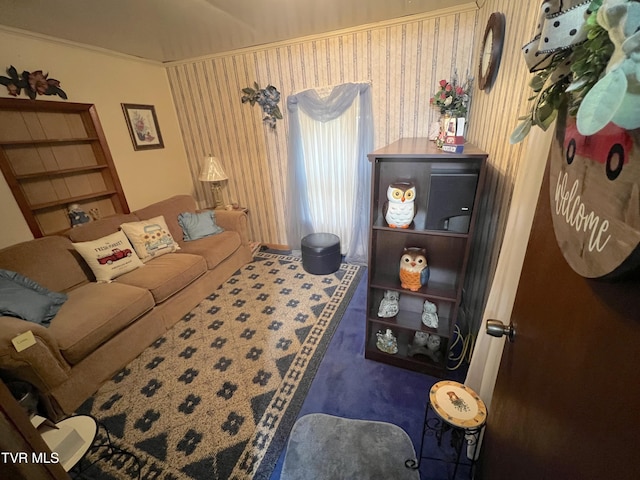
[166,4,478,246]
[165,1,543,334]
[462,0,541,334]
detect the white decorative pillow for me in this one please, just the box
[120,215,180,262]
[72,231,143,282]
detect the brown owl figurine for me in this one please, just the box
[399,247,429,291]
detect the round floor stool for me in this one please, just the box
[301,233,341,274]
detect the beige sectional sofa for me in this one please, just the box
[0,195,253,420]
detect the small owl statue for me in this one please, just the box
[383,181,416,228]
[426,334,441,352]
[378,290,400,318]
[421,300,439,328]
[413,331,430,347]
[399,247,429,291]
[425,334,442,362]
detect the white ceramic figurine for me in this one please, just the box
[421,300,439,328]
[376,329,398,354]
[383,181,416,228]
[377,290,400,318]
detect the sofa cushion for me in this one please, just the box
[65,213,140,242]
[178,210,224,241]
[72,231,144,282]
[0,269,67,325]
[0,236,89,293]
[115,253,207,303]
[49,282,154,365]
[178,231,242,270]
[120,216,181,262]
[134,195,198,247]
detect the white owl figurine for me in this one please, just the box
[421,300,439,328]
[399,247,429,291]
[378,290,400,318]
[383,182,416,228]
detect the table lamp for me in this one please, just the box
[199,154,228,209]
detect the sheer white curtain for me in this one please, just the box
[286,83,373,264]
[297,100,359,254]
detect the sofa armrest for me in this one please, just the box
[0,316,70,394]
[214,210,250,246]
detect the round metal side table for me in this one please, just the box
[406,380,487,479]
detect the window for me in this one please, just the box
[286,83,373,264]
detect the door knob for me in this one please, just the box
[486,319,515,342]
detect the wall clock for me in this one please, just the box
[478,12,506,91]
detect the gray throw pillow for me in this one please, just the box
[0,269,68,326]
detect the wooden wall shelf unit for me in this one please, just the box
[366,138,487,377]
[0,98,129,237]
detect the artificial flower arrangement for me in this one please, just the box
[0,65,67,100]
[241,82,283,129]
[511,0,640,143]
[430,73,472,118]
[429,73,472,148]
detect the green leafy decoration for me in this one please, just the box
[577,67,626,135]
[576,0,640,132]
[567,14,614,117]
[511,3,613,143]
[509,118,532,144]
[510,51,572,144]
[611,89,640,130]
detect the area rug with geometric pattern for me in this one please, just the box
[75,252,362,479]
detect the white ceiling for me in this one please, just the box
[0,0,475,63]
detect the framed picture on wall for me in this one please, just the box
[121,103,164,151]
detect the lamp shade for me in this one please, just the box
[199,155,228,182]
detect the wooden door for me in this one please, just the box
[479,157,640,478]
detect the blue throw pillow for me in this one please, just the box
[0,269,68,326]
[178,210,224,241]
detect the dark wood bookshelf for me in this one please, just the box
[365,138,487,377]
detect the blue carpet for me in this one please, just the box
[270,268,471,480]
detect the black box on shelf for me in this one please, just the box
[425,173,478,232]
